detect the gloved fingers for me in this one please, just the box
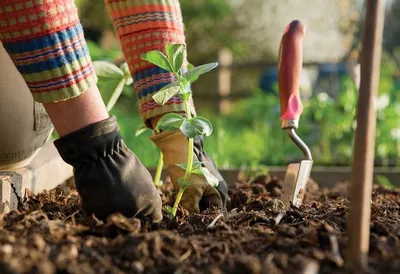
[216,179,229,208]
[150,205,163,223]
[136,188,163,223]
[199,185,223,211]
[180,185,204,213]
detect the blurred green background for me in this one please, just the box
[75,0,400,168]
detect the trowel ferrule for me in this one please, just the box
[281,119,299,129]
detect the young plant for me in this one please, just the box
[93,61,133,111]
[141,44,219,217]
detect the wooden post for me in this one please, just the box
[347,0,385,271]
[218,48,233,114]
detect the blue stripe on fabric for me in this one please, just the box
[13,44,90,74]
[134,66,170,80]
[12,36,85,62]
[135,66,170,99]
[3,23,84,54]
[135,67,190,99]
[137,82,170,99]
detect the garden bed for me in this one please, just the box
[0,175,399,274]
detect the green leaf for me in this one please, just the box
[192,161,204,168]
[120,62,130,75]
[183,62,218,83]
[152,83,181,105]
[189,116,213,136]
[156,113,185,132]
[93,61,124,79]
[120,63,134,86]
[180,119,199,138]
[122,85,134,97]
[176,161,204,171]
[200,167,219,188]
[125,76,133,86]
[141,51,173,72]
[191,168,203,175]
[187,62,195,70]
[135,124,148,137]
[106,78,126,111]
[176,163,187,170]
[165,44,186,73]
[164,205,174,219]
[179,92,191,102]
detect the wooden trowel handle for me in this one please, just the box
[278,20,306,123]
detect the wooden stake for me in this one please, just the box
[218,48,232,114]
[347,0,385,270]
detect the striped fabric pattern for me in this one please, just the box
[105,0,195,123]
[0,0,97,103]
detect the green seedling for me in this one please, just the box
[141,44,219,217]
[135,124,164,188]
[93,61,133,111]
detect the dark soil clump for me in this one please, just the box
[0,176,399,274]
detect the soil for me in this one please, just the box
[0,174,399,274]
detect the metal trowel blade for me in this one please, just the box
[281,160,313,209]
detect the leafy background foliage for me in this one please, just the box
[80,0,400,168]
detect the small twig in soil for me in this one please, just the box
[189,240,201,260]
[328,233,344,267]
[207,213,224,229]
[178,249,192,262]
[274,213,285,225]
[228,208,239,218]
[63,210,80,224]
[301,259,320,274]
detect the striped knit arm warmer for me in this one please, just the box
[0,0,97,103]
[105,0,195,124]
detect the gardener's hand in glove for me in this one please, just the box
[152,130,228,213]
[54,116,162,222]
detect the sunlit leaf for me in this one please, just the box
[165,44,186,73]
[119,63,134,86]
[93,61,124,79]
[178,92,191,102]
[156,113,185,132]
[141,51,173,72]
[176,163,187,170]
[183,62,218,83]
[164,205,175,218]
[200,167,219,187]
[135,124,148,137]
[152,83,181,105]
[106,78,126,111]
[189,116,213,136]
[187,62,195,70]
[180,119,199,138]
[176,161,204,171]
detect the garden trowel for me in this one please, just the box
[278,20,313,209]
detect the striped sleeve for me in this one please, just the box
[0,0,97,103]
[105,0,195,124]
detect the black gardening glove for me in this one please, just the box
[54,116,162,222]
[194,135,229,210]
